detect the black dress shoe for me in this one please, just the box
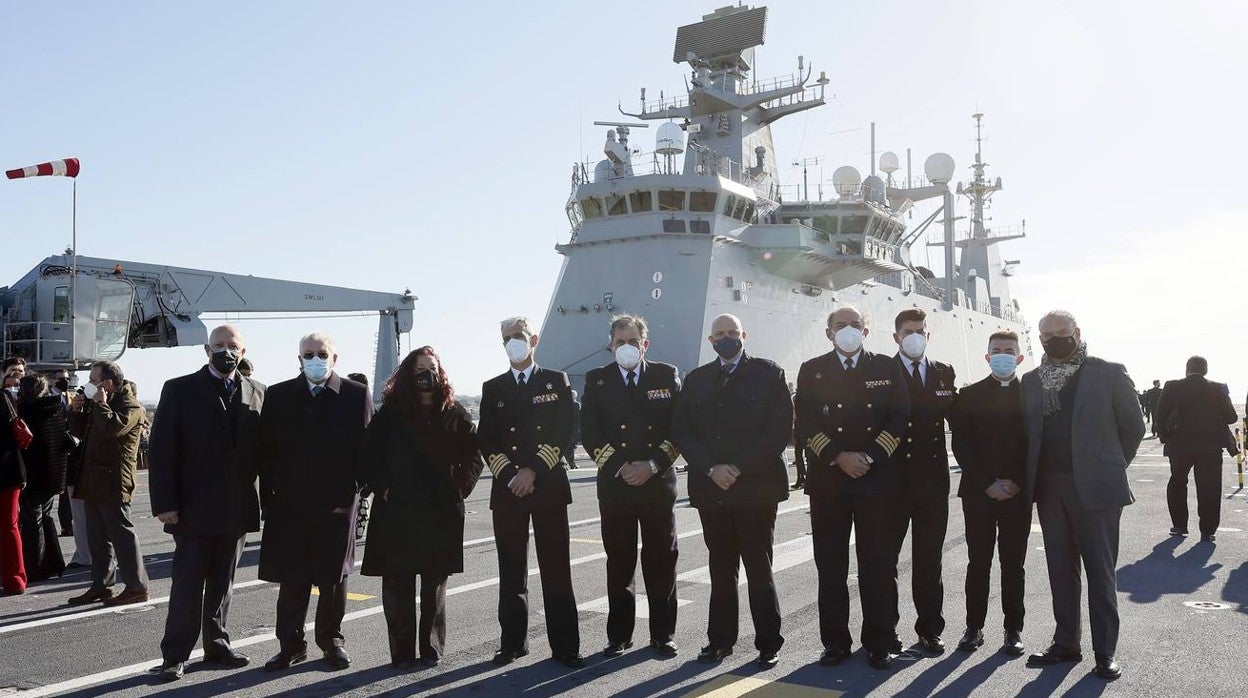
[1026,644,1082,666]
[419,656,440,668]
[67,586,113,605]
[391,658,417,670]
[150,661,184,682]
[918,635,946,655]
[1170,526,1188,536]
[602,640,633,658]
[324,647,351,671]
[1001,631,1025,657]
[756,650,779,669]
[264,649,306,671]
[868,651,897,670]
[1202,534,1217,543]
[819,647,851,666]
[553,653,586,668]
[697,645,733,663]
[492,648,529,665]
[1093,654,1121,680]
[790,480,805,490]
[957,628,984,653]
[203,650,250,668]
[649,639,678,657]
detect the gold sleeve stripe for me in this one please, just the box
[486,453,512,476]
[537,444,562,469]
[658,440,680,462]
[875,431,900,455]
[593,445,616,468]
[807,432,832,457]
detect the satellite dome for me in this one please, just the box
[832,165,862,195]
[656,122,685,155]
[879,151,900,174]
[924,152,956,184]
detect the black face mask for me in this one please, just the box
[210,348,241,375]
[54,378,70,393]
[712,336,743,361]
[415,371,439,392]
[1041,335,1078,360]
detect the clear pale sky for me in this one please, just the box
[3,1,1246,401]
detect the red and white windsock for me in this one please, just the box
[5,158,81,179]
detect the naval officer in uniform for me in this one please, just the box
[580,314,682,658]
[795,306,910,670]
[478,316,584,668]
[891,309,957,654]
[671,313,793,669]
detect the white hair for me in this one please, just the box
[299,332,337,354]
[828,305,869,327]
[1038,309,1078,328]
[500,316,537,335]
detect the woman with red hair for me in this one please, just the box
[360,347,484,669]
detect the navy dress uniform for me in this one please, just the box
[581,359,682,651]
[671,353,793,658]
[478,365,579,660]
[795,349,910,659]
[893,355,956,643]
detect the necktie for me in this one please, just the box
[311,385,323,397]
[626,370,637,388]
[844,358,854,372]
[719,363,734,387]
[517,372,527,388]
[224,378,234,395]
[911,360,922,386]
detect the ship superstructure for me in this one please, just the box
[539,5,1030,389]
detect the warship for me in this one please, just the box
[537,4,1031,389]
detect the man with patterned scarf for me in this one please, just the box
[1020,310,1144,682]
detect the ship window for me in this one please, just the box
[53,286,70,324]
[658,190,686,211]
[661,219,686,233]
[606,193,628,216]
[689,191,717,212]
[731,197,747,220]
[581,197,604,219]
[629,191,653,213]
[840,214,868,234]
[722,195,738,216]
[741,201,756,223]
[690,220,711,234]
[813,216,838,235]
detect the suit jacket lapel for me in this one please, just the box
[193,367,229,417]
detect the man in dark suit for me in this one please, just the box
[478,316,583,668]
[581,314,682,658]
[795,306,910,669]
[950,331,1030,657]
[258,333,373,672]
[1154,356,1238,541]
[148,325,265,681]
[1022,311,1144,681]
[891,309,956,655]
[672,313,793,669]
[1142,380,1162,436]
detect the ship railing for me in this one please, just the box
[639,95,689,114]
[740,73,803,95]
[948,223,1027,244]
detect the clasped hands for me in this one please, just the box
[619,461,656,486]
[835,451,871,478]
[509,467,537,497]
[985,479,1021,501]
[709,464,740,490]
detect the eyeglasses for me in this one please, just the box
[301,351,330,360]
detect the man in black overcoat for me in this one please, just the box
[671,313,793,669]
[258,333,372,671]
[148,324,265,681]
[581,314,682,658]
[478,316,583,668]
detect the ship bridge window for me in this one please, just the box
[722,195,739,217]
[662,219,686,233]
[839,214,869,234]
[53,286,70,324]
[581,197,605,219]
[690,191,717,213]
[658,190,686,211]
[629,190,653,213]
[813,216,838,236]
[741,201,756,223]
[606,193,628,216]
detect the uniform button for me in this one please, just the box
[837,427,844,432]
[647,443,653,447]
[647,426,653,431]
[907,421,913,427]
[511,446,518,451]
[866,403,872,408]
[509,427,516,432]
[907,437,913,442]
[906,454,912,459]
[621,442,627,448]
[837,403,843,409]
[620,424,627,430]
[536,425,542,430]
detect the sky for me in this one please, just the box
[2,0,1247,400]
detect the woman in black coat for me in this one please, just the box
[17,375,69,582]
[361,347,483,669]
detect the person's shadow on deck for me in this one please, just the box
[1117,537,1220,603]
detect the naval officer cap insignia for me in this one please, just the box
[497,401,504,408]
[815,372,823,379]
[596,379,604,385]
[546,383,553,390]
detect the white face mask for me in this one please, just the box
[833,326,864,354]
[505,337,531,364]
[900,332,927,359]
[80,382,98,400]
[614,343,641,370]
[302,357,331,383]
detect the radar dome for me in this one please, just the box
[832,165,862,195]
[879,151,900,174]
[924,152,955,184]
[656,122,685,155]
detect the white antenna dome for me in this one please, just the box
[879,151,899,174]
[832,165,862,195]
[656,122,685,155]
[924,152,956,184]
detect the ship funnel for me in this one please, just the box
[832,166,862,196]
[879,151,900,175]
[924,153,956,184]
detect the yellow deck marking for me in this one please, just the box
[309,588,375,601]
[684,674,844,697]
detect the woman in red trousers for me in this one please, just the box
[1,389,28,595]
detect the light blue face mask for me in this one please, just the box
[303,357,330,383]
[989,353,1018,379]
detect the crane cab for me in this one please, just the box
[0,269,135,369]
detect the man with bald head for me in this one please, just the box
[1021,311,1144,681]
[672,314,793,669]
[149,325,267,681]
[795,306,910,669]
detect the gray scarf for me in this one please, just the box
[1038,342,1088,416]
